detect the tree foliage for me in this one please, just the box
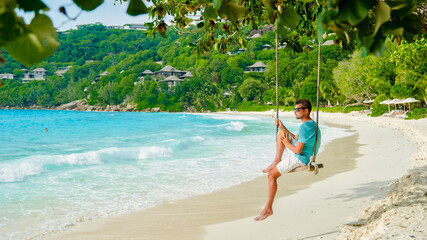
[0,23,425,112]
[1,0,425,66]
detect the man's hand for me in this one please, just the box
[275,118,284,129]
[275,118,289,133]
[281,132,290,146]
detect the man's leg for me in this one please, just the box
[262,131,287,173]
[255,167,282,221]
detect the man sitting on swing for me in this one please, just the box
[255,99,321,221]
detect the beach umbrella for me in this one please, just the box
[362,99,374,104]
[401,98,420,111]
[380,99,393,112]
[389,99,403,110]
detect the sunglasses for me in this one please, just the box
[294,107,307,111]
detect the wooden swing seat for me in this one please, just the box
[290,163,324,173]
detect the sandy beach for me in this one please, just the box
[47,111,426,240]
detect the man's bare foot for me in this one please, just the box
[254,209,273,221]
[262,163,275,173]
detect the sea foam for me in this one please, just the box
[225,121,246,131]
[208,114,261,121]
[137,146,173,160]
[0,161,43,183]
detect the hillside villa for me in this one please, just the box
[95,71,110,82]
[137,65,192,87]
[245,61,267,73]
[0,73,14,80]
[54,66,72,77]
[22,68,47,83]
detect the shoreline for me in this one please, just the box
[42,111,426,239]
[47,114,358,240]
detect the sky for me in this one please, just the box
[19,1,153,31]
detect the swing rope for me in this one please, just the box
[307,41,321,175]
[275,27,279,138]
[275,27,322,175]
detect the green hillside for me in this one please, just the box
[0,24,425,116]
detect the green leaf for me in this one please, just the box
[218,2,245,27]
[316,11,325,44]
[127,0,148,16]
[374,1,391,35]
[16,0,48,12]
[202,6,217,26]
[382,22,403,36]
[336,0,374,25]
[281,6,302,31]
[297,0,315,2]
[369,34,386,57]
[73,0,104,11]
[389,0,416,17]
[213,0,222,11]
[5,14,59,66]
[0,11,22,45]
[277,5,301,37]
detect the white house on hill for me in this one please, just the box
[54,66,72,77]
[246,62,267,72]
[22,68,47,83]
[155,65,186,78]
[138,66,192,87]
[0,73,14,80]
[95,71,110,81]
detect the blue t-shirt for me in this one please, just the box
[295,120,321,165]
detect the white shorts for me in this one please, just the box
[276,135,305,174]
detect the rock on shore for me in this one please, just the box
[53,100,155,112]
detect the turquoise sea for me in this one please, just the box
[0,110,352,239]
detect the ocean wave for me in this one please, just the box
[225,121,246,131]
[137,146,173,160]
[207,114,261,121]
[56,147,120,165]
[0,161,43,183]
[0,146,174,183]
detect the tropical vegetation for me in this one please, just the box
[0,0,426,118]
[0,24,425,118]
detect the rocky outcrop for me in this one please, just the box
[56,100,88,110]
[54,100,156,112]
[1,100,163,112]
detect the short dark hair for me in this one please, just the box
[295,99,312,114]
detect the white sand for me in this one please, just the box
[203,111,426,240]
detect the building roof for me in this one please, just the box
[162,75,182,81]
[33,68,47,72]
[321,40,335,46]
[181,71,193,78]
[158,65,183,72]
[0,73,13,76]
[142,69,154,75]
[55,70,68,75]
[247,61,267,68]
[262,44,272,47]
[99,71,110,76]
[248,33,262,39]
